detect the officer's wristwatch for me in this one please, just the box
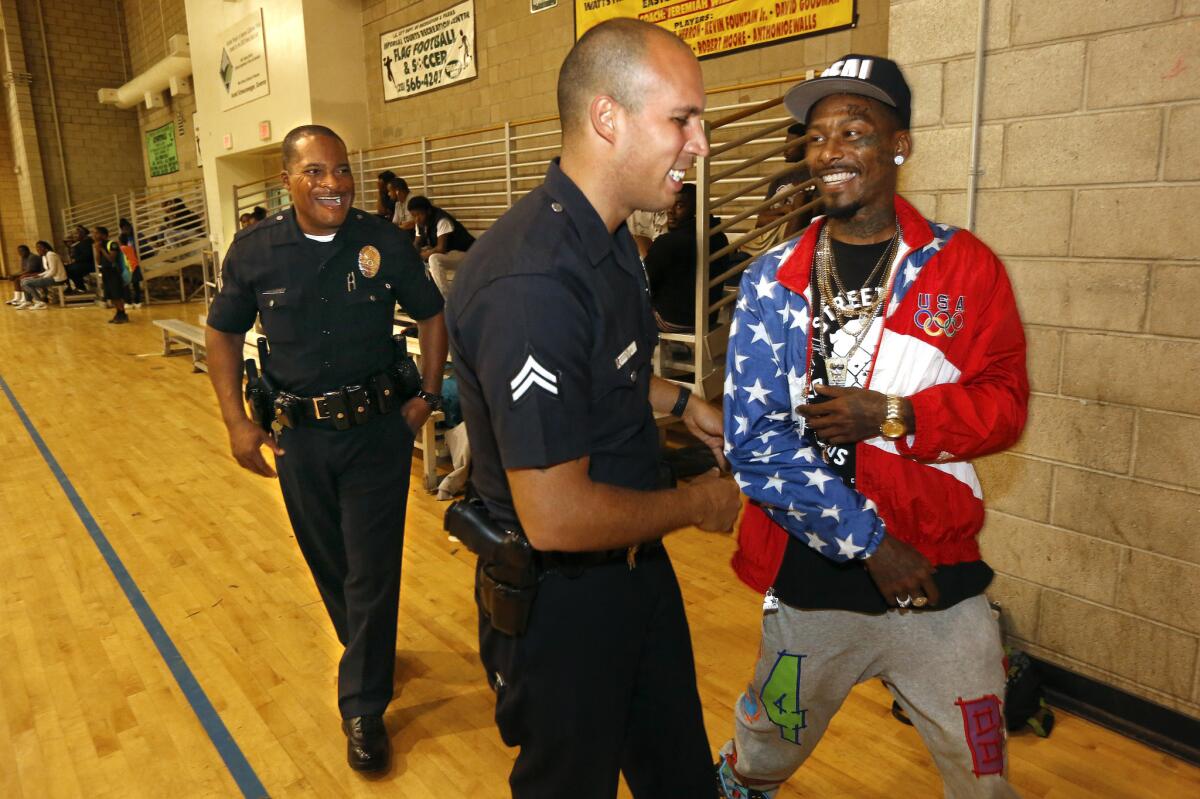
[879,394,907,440]
[416,389,443,411]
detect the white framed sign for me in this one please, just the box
[219,10,270,111]
[380,1,477,101]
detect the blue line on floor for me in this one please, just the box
[0,374,268,799]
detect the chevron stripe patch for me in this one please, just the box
[510,354,558,402]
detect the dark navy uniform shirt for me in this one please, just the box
[446,160,660,532]
[208,207,443,396]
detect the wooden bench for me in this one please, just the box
[50,284,95,307]
[153,319,208,372]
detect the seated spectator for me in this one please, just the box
[164,198,204,245]
[239,213,253,229]
[408,195,475,296]
[628,208,667,259]
[251,206,267,224]
[65,225,95,293]
[754,122,815,239]
[644,183,729,333]
[6,244,42,305]
[17,241,67,310]
[387,177,417,243]
[376,170,397,219]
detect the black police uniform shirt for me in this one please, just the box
[446,160,660,534]
[208,207,443,396]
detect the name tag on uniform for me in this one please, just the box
[615,340,637,370]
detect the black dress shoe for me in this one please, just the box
[342,714,389,772]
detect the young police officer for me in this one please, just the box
[445,19,741,798]
[205,125,447,773]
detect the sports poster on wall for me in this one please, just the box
[218,10,270,111]
[380,1,478,101]
[575,0,855,58]
[146,123,179,178]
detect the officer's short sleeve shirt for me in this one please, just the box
[446,161,661,531]
[208,208,443,395]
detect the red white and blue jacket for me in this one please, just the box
[724,195,1028,594]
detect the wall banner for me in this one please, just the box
[146,123,179,178]
[575,0,855,59]
[219,10,270,111]
[381,1,477,101]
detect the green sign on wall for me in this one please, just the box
[146,123,179,178]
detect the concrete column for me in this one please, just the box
[0,0,53,255]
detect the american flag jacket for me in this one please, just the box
[724,194,1029,594]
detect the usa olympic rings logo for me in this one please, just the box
[914,293,966,338]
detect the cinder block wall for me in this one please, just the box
[892,0,1199,719]
[10,0,144,240]
[362,0,891,148]
[123,0,200,188]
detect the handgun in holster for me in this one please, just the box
[244,337,276,434]
[445,494,538,637]
[392,333,423,395]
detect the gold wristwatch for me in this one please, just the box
[879,395,907,439]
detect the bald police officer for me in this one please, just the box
[446,19,741,798]
[205,125,447,773]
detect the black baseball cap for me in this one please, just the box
[784,54,912,130]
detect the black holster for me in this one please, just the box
[445,496,537,637]
[244,359,274,433]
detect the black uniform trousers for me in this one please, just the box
[276,411,414,718]
[478,545,716,799]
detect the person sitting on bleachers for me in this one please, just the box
[67,225,97,294]
[387,177,417,243]
[627,208,667,259]
[376,170,397,219]
[16,241,67,310]
[408,195,475,296]
[6,244,43,305]
[644,183,729,333]
[755,122,815,236]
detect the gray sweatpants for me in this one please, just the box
[723,594,1019,798]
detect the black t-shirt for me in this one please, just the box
[446,160,660,534]
[772,237,993,613]
[643,216,728,328]
[207,207,444,396]
[71,240,93,268]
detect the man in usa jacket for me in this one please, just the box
[716,55,1027,799]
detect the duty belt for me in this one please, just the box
[537,539,664,574]
[278,358,421,431]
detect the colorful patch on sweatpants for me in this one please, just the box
[760,651,808,745]
[956,694,1005,777]
[739,686,762,723]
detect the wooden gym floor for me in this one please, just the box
[0,298,1197,798]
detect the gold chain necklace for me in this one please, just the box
[813,221,901,386]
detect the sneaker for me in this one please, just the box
[715,754,778,799]
[13,301,29,309]
[29,301,48,310]
[130,302,143,309]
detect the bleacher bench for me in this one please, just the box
[50,284,95,307]
[153,318,208,372]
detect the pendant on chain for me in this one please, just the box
[827,357,849,387]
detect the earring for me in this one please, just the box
[894,154,905,166]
